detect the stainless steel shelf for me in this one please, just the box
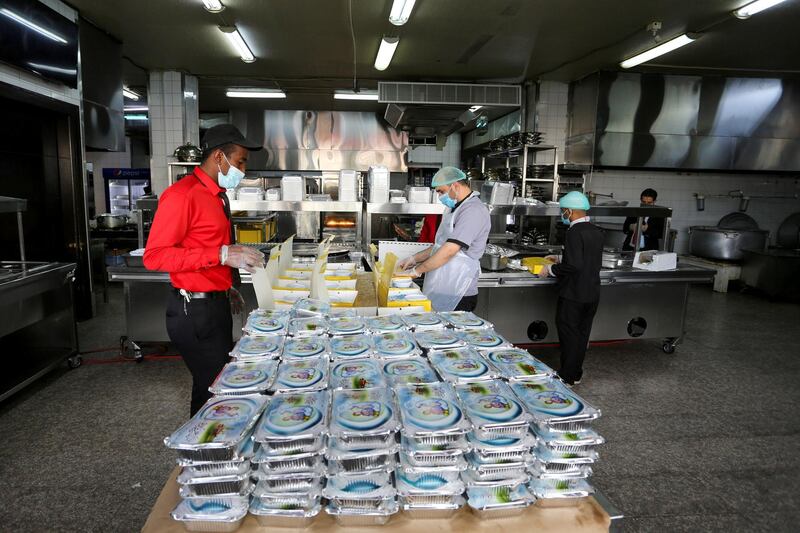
[230,200,363,213]
[0,196,27,214]
[485,144,557,158]
[486,204,673,218]
[364,202,446,215]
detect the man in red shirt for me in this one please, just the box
[144,124,265,416]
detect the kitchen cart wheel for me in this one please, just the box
[132,341,144,363]
[662,339,677,354]
[67,355,82,369]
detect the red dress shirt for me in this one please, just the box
[143,167,232,291]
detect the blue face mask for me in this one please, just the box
[217,153,245,189]
[439,188,457,209]
[560,209,571,225]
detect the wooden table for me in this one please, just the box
[143,469,615,533]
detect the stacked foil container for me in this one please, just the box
[323,387,401,525]
[250,390,328,527]
[164,304,604,530]
[165,394,268,532]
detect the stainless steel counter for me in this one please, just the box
[0,261,79,401]
[475,264,713,351]
[108,260,713,354]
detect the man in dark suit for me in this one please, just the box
[540,192,604,386]
[622,188,664,251]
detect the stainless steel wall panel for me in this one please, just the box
[231,110,407,171]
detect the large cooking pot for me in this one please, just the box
[480,253,508,271]
[689,226,768,261]
[96,213,129,229]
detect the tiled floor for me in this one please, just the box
[0,284,797,532]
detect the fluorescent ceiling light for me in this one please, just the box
[334,89,379,101]
[124,106,149,112]
[374,37,399,71]
[27,62,76,75]
[123,87,140,100]
[124,114,148,121]
[202,0,225,13]
[226,89,286,99]
[733,0,787,19]
[219,26,255,63]
[389,0,417,26]
[620,33,698,69]
[469,105,483,112]
[0,8,67,44]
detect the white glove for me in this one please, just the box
[397,256,417,271]
[221,245,265,273]
[403,267,421,278]
[538,263,553,278]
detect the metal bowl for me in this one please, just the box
[96,213,129,229]
[480,254,508,271]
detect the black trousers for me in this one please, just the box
[455,293,478,312]
[555,296,599,384]
[166,291,233,416]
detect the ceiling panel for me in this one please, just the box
[68,0,800,112]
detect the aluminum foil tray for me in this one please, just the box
[328,387,400,450]
[429,347,500,384]
[287,316,329,338]
[269,358,328,394]
[207,359,278,396]
[330,334,375,360]
[282,337,330,360]
[253,390,329,454]
[374,331,422,359]
[455,380,532,441]
[230,334,284,360]
[438,311,493,330]
[165,395,268,463]
[171,497,248,533]
[396,381,472,441]
[330,359,387,390]
[382,357,439,386]
[482,348,554,383]
[510,379,601,433]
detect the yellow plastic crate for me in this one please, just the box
[522,256,554,275]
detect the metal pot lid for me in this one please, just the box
[776,212,800,249]
[718,212,759,230]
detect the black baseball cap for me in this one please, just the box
[200,124,263,152]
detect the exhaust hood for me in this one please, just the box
[566,71,800,172]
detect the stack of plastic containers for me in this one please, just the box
[456,380,537,517]
[324,387,401,525]
[165,395,268,531]
[395,382,471,518]
[249,390,329,526]
[511,378,604,507]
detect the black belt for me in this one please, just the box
[172,288,229,300]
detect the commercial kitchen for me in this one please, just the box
[1,0,799,531]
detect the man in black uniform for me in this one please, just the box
[540,192,603,386]
[622,188,664,251]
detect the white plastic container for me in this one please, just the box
[281,175,304,201]
[339,169,358,202]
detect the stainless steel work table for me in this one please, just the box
[475,264,713,352]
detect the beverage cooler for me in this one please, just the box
[102,168,151,215]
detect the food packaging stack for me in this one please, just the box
[511,378,604,507]
[249,390,329,527]
[395,382,470,519]
[368,165,390,204]
[323,387,402,525]
[165,395,268,532]
[455,380,537,518]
